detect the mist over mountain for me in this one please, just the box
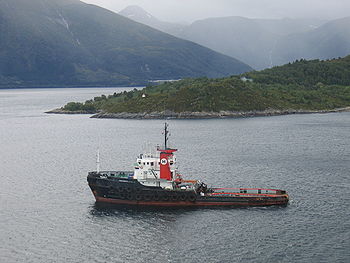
[271,17,350,66]
[178,16,278,70]
[119,5,349,70]
[119,5,185,36]
[177,16,328,70]
[0,0,251,87]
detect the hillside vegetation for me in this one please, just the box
[242,56,350,86]
[61,56,350,114]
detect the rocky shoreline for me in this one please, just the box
[46,107,350,119]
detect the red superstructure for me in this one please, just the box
[158,148,177,180]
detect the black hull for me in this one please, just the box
[87,173,289,207]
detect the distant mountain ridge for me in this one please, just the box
[119,6,349,70]
[0,0,251,88]
[271,16,350,66]
[178,16,330,69]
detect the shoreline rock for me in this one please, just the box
[89,107,350,119]
[45,107,350,119]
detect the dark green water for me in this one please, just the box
[0,88,349,263]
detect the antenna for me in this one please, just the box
[96,148,100,173]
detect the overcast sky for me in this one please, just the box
[81,0,350,23]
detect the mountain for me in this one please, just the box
[117,6,350,70]
[271,17,350,66]
[255,18,325,36]
[0,0,251,88]
[58,55,350,116]
[119,5,185,36]
[118,6,333,70]
[178,16,350,70]
[178,16,277,70]
[177,16,327,70]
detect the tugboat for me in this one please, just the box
[87,123,289,207]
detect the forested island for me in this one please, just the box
[49,56,350,119]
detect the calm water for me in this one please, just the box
[0,88,349,263]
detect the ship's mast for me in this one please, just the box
[164,122,169,149]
